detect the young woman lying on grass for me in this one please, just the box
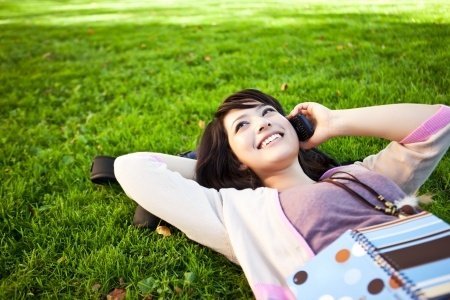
[115,89,450,299]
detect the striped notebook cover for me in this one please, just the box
[287,212,450,300]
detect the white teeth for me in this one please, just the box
[261,134,281,149]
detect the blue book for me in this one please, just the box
[287,212,450,300]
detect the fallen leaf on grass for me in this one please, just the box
[418,193,434,204]
[198,120,205,129]
[281,83,288,91]
[107,288,126,300]
[118,277,125,286]
[156,225,171,237]
[91,283,101,292]
[56,255,67,264]
[42,52,52,60]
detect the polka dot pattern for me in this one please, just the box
[287,215,450,299]
[335,249,350,263]
[287,231,410,299]
[351,243,366,257]
[318,295,334,300]
[293,271,307,285]
[344,268,361,285]
[389,275,403,289]
[368,278,385,294]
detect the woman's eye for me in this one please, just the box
[262,107,275,116]
[235,121,248,133]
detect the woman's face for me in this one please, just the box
[223,102,300,177]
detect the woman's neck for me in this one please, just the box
[261,163,315,191]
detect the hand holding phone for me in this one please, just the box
[289,114,315,141]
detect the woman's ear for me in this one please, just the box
[238,164,248,171]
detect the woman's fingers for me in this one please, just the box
[288,102,333,149]
[287,102,315,119]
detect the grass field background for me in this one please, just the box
[1,0,449,298]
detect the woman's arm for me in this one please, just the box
[357,121,449,194]
[114,152,236,261]
[289,102,449,194]
[330,104,440,141]
[148,153,197,180]
[288,103,441,149]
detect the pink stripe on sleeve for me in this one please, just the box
[253,283,295,300]
[400,105,450,144]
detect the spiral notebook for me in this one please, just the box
[287,212,450,300]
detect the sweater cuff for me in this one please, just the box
[400,105,450,144]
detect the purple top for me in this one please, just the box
[279,165,401,253]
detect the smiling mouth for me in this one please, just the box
[258,133,283,149]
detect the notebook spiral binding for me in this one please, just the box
[350,230,422,300]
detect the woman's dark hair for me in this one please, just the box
[195,89,339,190]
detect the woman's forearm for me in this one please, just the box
[330,104,441,142]
[137,152,197,180]
[157,153,197,180]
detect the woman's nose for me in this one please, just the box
[256,117,271,132]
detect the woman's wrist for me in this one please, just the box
[328,109,347,138]
[327,107,381,138]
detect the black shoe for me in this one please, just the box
[90,156,117,184]
[133,205,162,229]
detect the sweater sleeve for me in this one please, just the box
[114,152,236,262]
[356,105,450,195]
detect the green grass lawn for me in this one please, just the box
[1,0,449,298]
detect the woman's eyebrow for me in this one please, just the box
[230,104,265,128]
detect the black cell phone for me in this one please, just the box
[289,114,315,141]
